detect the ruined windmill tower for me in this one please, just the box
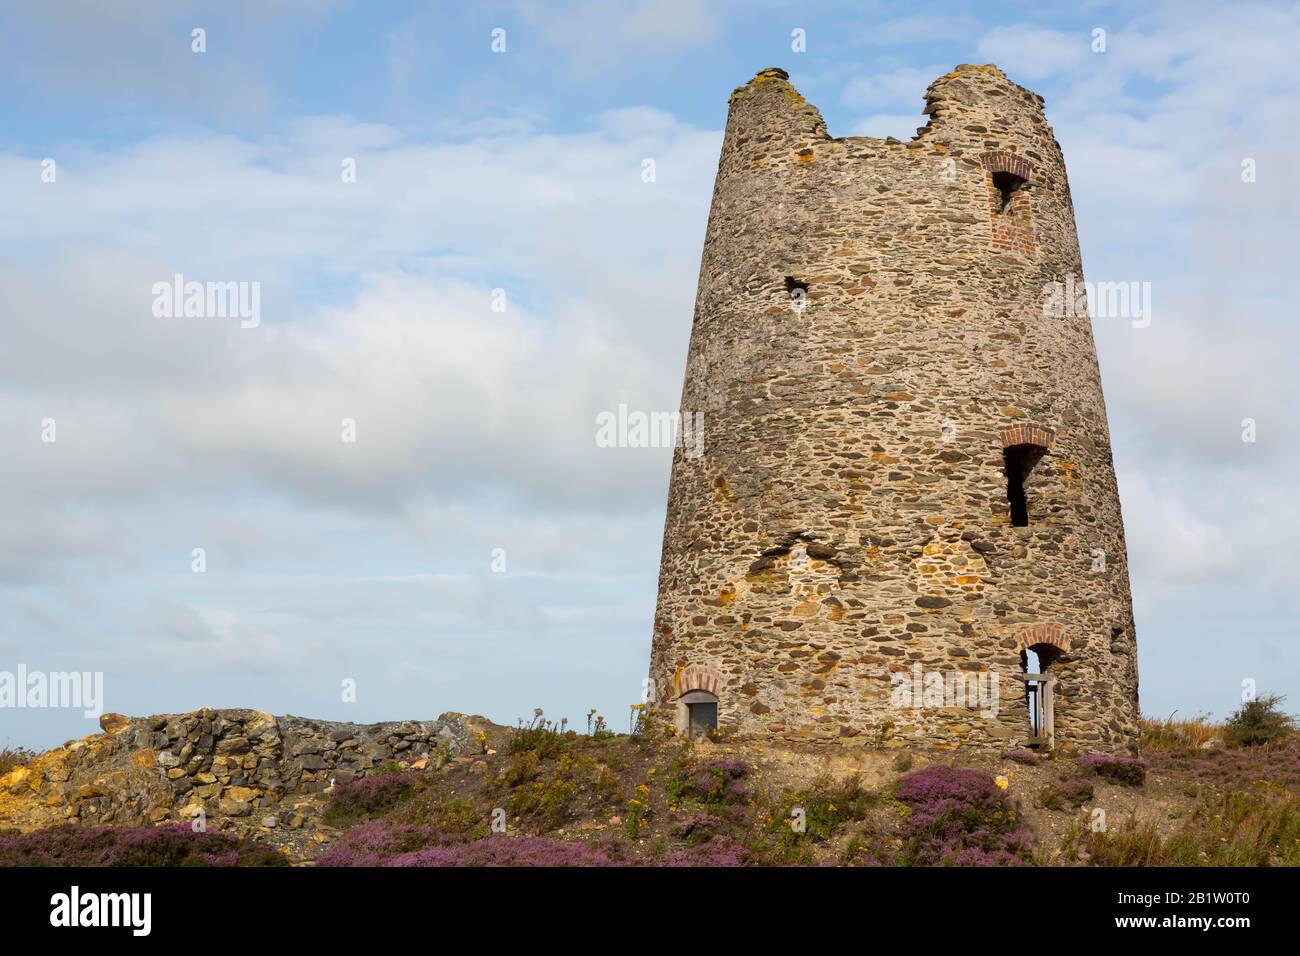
[647,65,1140,754]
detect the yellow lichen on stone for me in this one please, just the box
[131,749,157,769]
[2,766,33,793]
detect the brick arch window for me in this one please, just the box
[1000,424,1055,526]
[673,663,723,737]
[1014,623,1071,748]
[980,151,1036,254]
[1014,621,1072,658]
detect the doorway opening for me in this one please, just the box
[1020,642,1062,748]
[681,690,718,737]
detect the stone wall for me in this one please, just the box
[647,65,1140,754]
[0,709,489,836]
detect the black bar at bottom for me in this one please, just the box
[0,864,1276,940]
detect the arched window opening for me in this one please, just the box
[1019,642,1062,748]
[980,151,1036,254]
[991,170,1026,215]
[681,690,718,737]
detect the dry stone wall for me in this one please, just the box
[648,65,1140,754]
[0,709,488,836]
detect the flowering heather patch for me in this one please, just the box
[1040,777,1094,811]
[895,764,1000,809]
[1005,749,1039,766]
[313,818,443,866]
[320,790,751,867]
[1079,754,1147,787]
[676,811,728,842]
[323,772,421,826]
[1061,777,1095,805]
[0,824,287,867]
[893,765,1033,866]
[658,836,748,867]
[691,759,749,804]
[316,823,616,867]
[388,837,617,867]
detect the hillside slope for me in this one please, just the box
[3,709,1297,866]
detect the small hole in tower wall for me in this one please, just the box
[1004,444,1039,526]
[991,171,1026,215]
[784,276,808,294]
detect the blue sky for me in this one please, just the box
[2,0,1298,748]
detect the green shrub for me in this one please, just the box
[1225,694,1296,748]
[323,773,421,826]
[767,774,876,860]
[505,753,621,833]
[511,709,577,757]
[392,789,488,838]
[503,750,541,787]
[511,776,579,832]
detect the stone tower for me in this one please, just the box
[647,65,1140,754]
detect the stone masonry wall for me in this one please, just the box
[0,709,488,837]
[647,65,1140,754]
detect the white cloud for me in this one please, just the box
[841,65,945,112]
[976,25,1091,81]
[516,0,724,76]
[851,14,981,46]
[4,0,1300,747]
[1119,474,1237,582]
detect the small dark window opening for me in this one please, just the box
[784,276,808,295]
[991,171,1026,215]
[1004,443,1043,527]
[681,690,719,737]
